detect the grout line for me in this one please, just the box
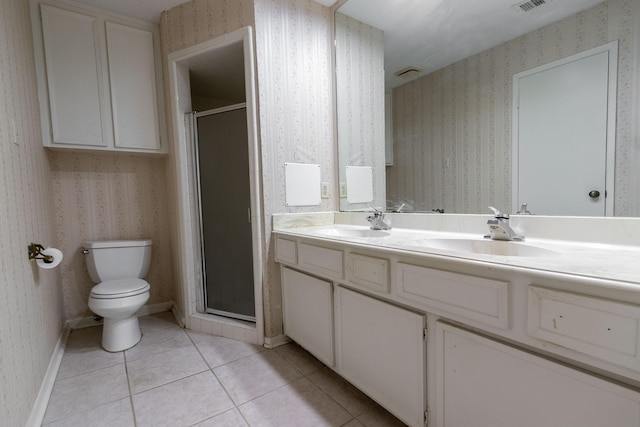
[123,350,138,427]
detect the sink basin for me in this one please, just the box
[405,238,558,257]
[316,227,391,238]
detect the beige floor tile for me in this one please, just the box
[42,364,129,424]
[307,367,377,417]
[191,333,264,368]
[65,326,102,348]
[138,310,180,333]
[125,326,192,362]
[127,345,208,394]
[239,377,353,427]
[133,371,234,427]
[43,397,134,427]
[274,342,324,375]
[43,313,408,427]
[186,329,221,345]
[213,350,304,405]
[57,327,124,380]
[356,405,408,427]
[192,408,249,426]
[343,419,366,427]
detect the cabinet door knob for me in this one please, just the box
[588,190,600,199]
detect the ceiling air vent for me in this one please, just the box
[394,66,422,79]
[514,0,551,12]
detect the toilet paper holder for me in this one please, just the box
[28,243,54,263]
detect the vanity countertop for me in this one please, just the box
[273,216,640,289]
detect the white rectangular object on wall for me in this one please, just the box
[284,163,321,206]
[346,166,373,204]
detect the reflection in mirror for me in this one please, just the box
[335,12,385,211]
[513,42,617,216]
[334,0,640,216]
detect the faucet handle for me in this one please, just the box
[516,203,532,215]
[368,205,383,217]
[488,206,509,219]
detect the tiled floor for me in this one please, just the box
[42,311,407,427]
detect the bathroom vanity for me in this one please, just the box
[273,212,640,427]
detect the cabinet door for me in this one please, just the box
[281,268,334,366]
[436,322,640,427]
[105,22,160,150]
[40,4,109,147]
[335,286,426,427]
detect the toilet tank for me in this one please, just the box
[83,239,152,283]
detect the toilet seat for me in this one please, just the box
[90,278,150,299]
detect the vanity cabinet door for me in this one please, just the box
[335,286,426,427]
[281,267,334,366]
[436,322,640,427]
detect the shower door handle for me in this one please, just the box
[247,208,251,223]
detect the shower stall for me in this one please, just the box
[189,104,255,321]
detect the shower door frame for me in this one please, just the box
[167,27,264,345]
[190,104,256,322]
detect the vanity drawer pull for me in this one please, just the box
[528,286,640,371]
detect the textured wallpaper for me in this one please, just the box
[254,0,335,337]
[161,0,334,338]
[160,0,254,53]
[0,1,65,425]
[335,12,386,211]
[387,0,638,216]
[159,0,255,327]
[47,151,174,319]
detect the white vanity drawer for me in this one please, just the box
[346,253,390,293]
[528,286,640,372]
[275,237,297,265]
[396,263,509,329]
[299,242,343,279]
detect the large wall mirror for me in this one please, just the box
[334,0,640,217]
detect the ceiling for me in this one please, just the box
[67,0,605,89]
[338,0,607,88]
[73,0,337,23]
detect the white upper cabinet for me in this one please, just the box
[106,22,160,151]
[31,0,166,154]
[40,5,108,147]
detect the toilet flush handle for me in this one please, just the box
[82,249,89,254]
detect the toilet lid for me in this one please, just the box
[90,278,150,299]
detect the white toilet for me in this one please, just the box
[84,239,152,352]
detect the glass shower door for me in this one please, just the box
[194,105,255,321]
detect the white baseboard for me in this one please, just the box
[263,334,291,349]
[25,326,70,427]
[65,301,174,330]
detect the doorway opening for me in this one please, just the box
[168,27,263,342]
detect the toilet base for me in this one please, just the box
[102,316,142,352]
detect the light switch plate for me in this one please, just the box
[321,182,330,199]
[340,182,347,198]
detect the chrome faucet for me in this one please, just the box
[366,207,391,230]
[516,202,532,215]
[484,206,524,241]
